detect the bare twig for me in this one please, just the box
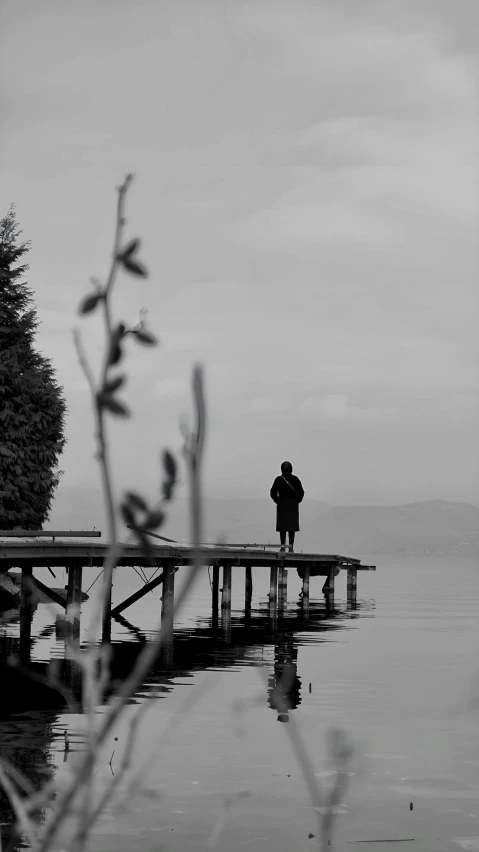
[0,763,38,849]
[36,365,207,852]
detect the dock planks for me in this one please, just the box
[0,539,374,572]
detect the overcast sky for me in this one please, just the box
[1,0,478,513]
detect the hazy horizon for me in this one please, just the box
[52,481,479,514]
[2,0,478,510]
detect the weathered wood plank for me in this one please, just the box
[0,541,369,570]
[0,530,101,538]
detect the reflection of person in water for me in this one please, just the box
[267,638,301,723]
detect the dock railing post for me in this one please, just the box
[161,561,175,665]
[19,562,33,664]
[347,566,357,609]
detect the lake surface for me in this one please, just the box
[1,556,478,852]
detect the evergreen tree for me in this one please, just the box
[0,205,67,529]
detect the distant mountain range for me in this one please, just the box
[49,488,479,557]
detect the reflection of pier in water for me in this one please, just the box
[0,592,372,849]
[0,629,63,851]
[2,594,370,718]
[0,534,377,849]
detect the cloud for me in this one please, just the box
[1,0,477,505]
[229,3,476,256]
[298,394,395,420]
[248,396,287,414]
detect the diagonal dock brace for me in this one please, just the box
[31,576,68,609]
[111,567,179,617]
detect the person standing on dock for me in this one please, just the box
[270,461,304,552]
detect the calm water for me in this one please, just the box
[1,557,479,852]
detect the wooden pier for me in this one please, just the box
[0,531,376,661]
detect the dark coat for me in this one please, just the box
[270,474,304,532]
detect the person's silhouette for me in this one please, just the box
[270,461,304,552]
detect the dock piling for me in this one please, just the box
[268,564,278,628]
[302,565,310,616]
[161,561,175,665]
[269,565,278,606]
[221,563,232,642]
[347,566,357,608]
[66,560,83,644]
[102,569,112,643]
[323,566,335,610]
[19,562,33,664]
[278,564,288,611]
[245,565,252,614]
[212,564,220,629]
[221,563,232,611]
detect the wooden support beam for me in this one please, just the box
[161,561,175,666]
[221,563,232,610]
[347,566,358,608]
[245,565,253,612]
[66,560,83,642]
[212,564,220,629]
[66,563,74,630]
[19,562,33,664]
[302,565,310,616]
[269,564,278,606]
[102,567,112,643]
[268,564,278,629]
[161,562,175,620]
[72,562,83,641]
[31,576,67,608]
[111,567,176,617]
[323,565,336,609]
[278,564,287,611]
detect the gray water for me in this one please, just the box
[1,557,478,851]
